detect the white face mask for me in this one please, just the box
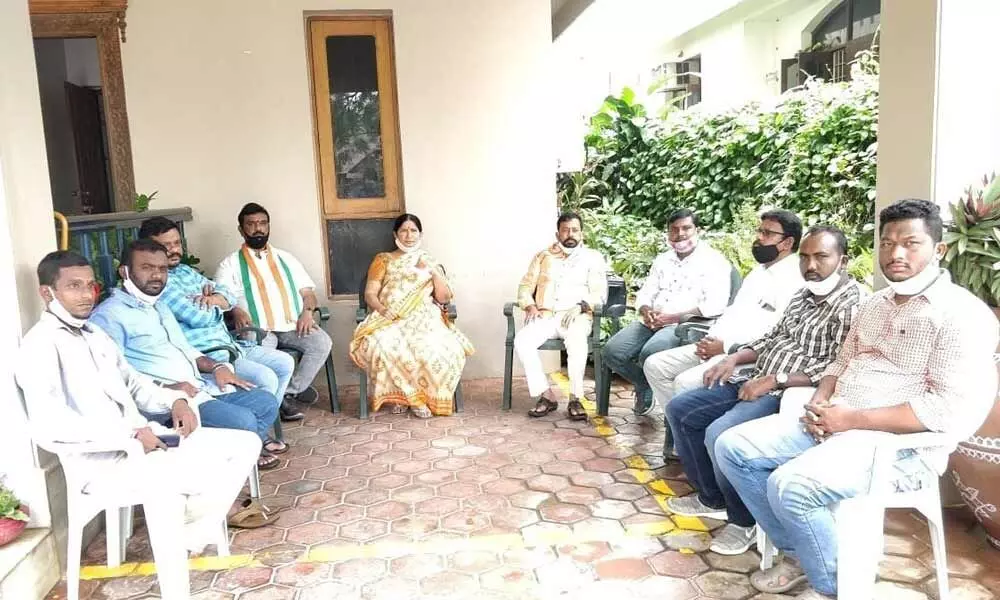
[804,270,842,297]
[886,257,942,297]
[395,238,422,254]
[45,287,88,329]
[121,267,162,305]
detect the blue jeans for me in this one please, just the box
[665,381,779,526]
[602,321,681,401]
[235,345,295,400]
[199,388,280,443]
[716,414,934,596]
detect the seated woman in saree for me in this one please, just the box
[350,214,474,418]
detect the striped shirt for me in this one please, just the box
[746,279,865,383]
[160,264,240,360]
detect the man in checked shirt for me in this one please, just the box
[717,199,998,599]
[663,225,866,556]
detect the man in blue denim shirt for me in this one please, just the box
[137,217,303,423]
[90,239,288,470]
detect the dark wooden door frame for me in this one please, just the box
[31,11,135,212]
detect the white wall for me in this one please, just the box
[121,0,555,381]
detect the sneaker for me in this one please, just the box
[665,494,728,520]
[633,390,654,416]
[279,400,304,422]
[750,558,808,594]
[710,523,757,555]
[289,386,318,405]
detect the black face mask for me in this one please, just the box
[751,241,781,264]
[246,233,269,250]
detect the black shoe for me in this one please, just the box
[288,386,318,405]
[279,400,304,422]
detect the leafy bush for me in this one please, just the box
[944,173,1000,306]
[0,478,28,522]
[581,197,666,295]
[567,52,879,254]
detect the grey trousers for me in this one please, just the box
[263,328,333,396]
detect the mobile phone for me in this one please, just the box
[157,434,181,448]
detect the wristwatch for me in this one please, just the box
[775,372,789,390]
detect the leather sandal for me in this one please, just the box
[528,397,558,418]
[566,399,588,421]
[227,499,271,529]
[264,438,288,454]
[257,452,280,470]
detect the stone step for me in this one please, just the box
[0,528,59,600]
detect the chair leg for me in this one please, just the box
[757,528,778,570]
[105,507,122,568]
[454,381,464,413]
[926,504,950,600]
[836,500,883,600]
[216,519,231,557]
[67,507,84,600]
[142,496,190,600]
[248,464,261,501]
[502,342,514,411]
[593,348,609,417]
[359,371,370,420]
[326,356,340,414]
[272,416,283,442]
[123,505,134,539]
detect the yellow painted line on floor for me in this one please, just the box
[80,554,262,580]
[548,372,709,540]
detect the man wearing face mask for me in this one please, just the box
[16,251,262,584]
[216,203,333,411]
[518,212,608,421]
[716,200,998,600]
[663,226,864,557]
[138,216,302,424]
[643,209,804,454]
[89,240,287,471]
[603,209,733,416]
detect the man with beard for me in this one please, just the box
[643,210,804,454]
[518,212,607,421]
[138,216,302,423]
[664,226,864,557]
[215,203,332,408]
[717,200,997,599]
[90,239,287,470]
[16,250,261,594]
[602,209,733,416]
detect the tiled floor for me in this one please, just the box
[46,376,1000,599]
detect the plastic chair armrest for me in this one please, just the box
[202,344,239,362]
[41,438,145,460]
[314,307,330,322]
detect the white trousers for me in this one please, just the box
[514,313,591,399]
[642,344,726,408]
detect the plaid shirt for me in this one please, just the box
[160,264,240,359]
[825,271,998,470]
[746,279,864,383]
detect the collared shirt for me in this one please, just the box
[747,279,865,383]
[635,243,732,317]
[14,312,188,446]
[709,254,804,349]
[160,264,239,360]
[89,289,226,395]
[215,246,315,333]
[824,271,998,471]
[517,244,607,312]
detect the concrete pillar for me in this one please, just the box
[876,0,1000,226]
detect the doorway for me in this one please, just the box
[34,37,113,215]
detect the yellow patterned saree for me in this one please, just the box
[349,251,474,415]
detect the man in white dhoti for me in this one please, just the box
[15,250,261,597]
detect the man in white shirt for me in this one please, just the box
[15,251,261,589]
[602,209,732,416]
[517,212,607,421]
[644,209,805,451]
[216,203,333,415]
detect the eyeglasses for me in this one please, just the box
[756,227,787,238]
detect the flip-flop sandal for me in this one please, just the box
[528,397,558,418]
[227,499,272,529]
[264,439,289,454]
[258,452,281,470]
[566,400,588,422]
[750,560,808,594]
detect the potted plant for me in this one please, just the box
[0,478,29,547]
[944,172,1000,550]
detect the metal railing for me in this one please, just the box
[53,207,193,295]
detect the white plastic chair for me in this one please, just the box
[36,437,230,600]
[756,388,952,600]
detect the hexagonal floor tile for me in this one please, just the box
[539,501,592,524]
[339,518,389,542]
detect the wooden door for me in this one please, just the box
[65,81,111,214]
